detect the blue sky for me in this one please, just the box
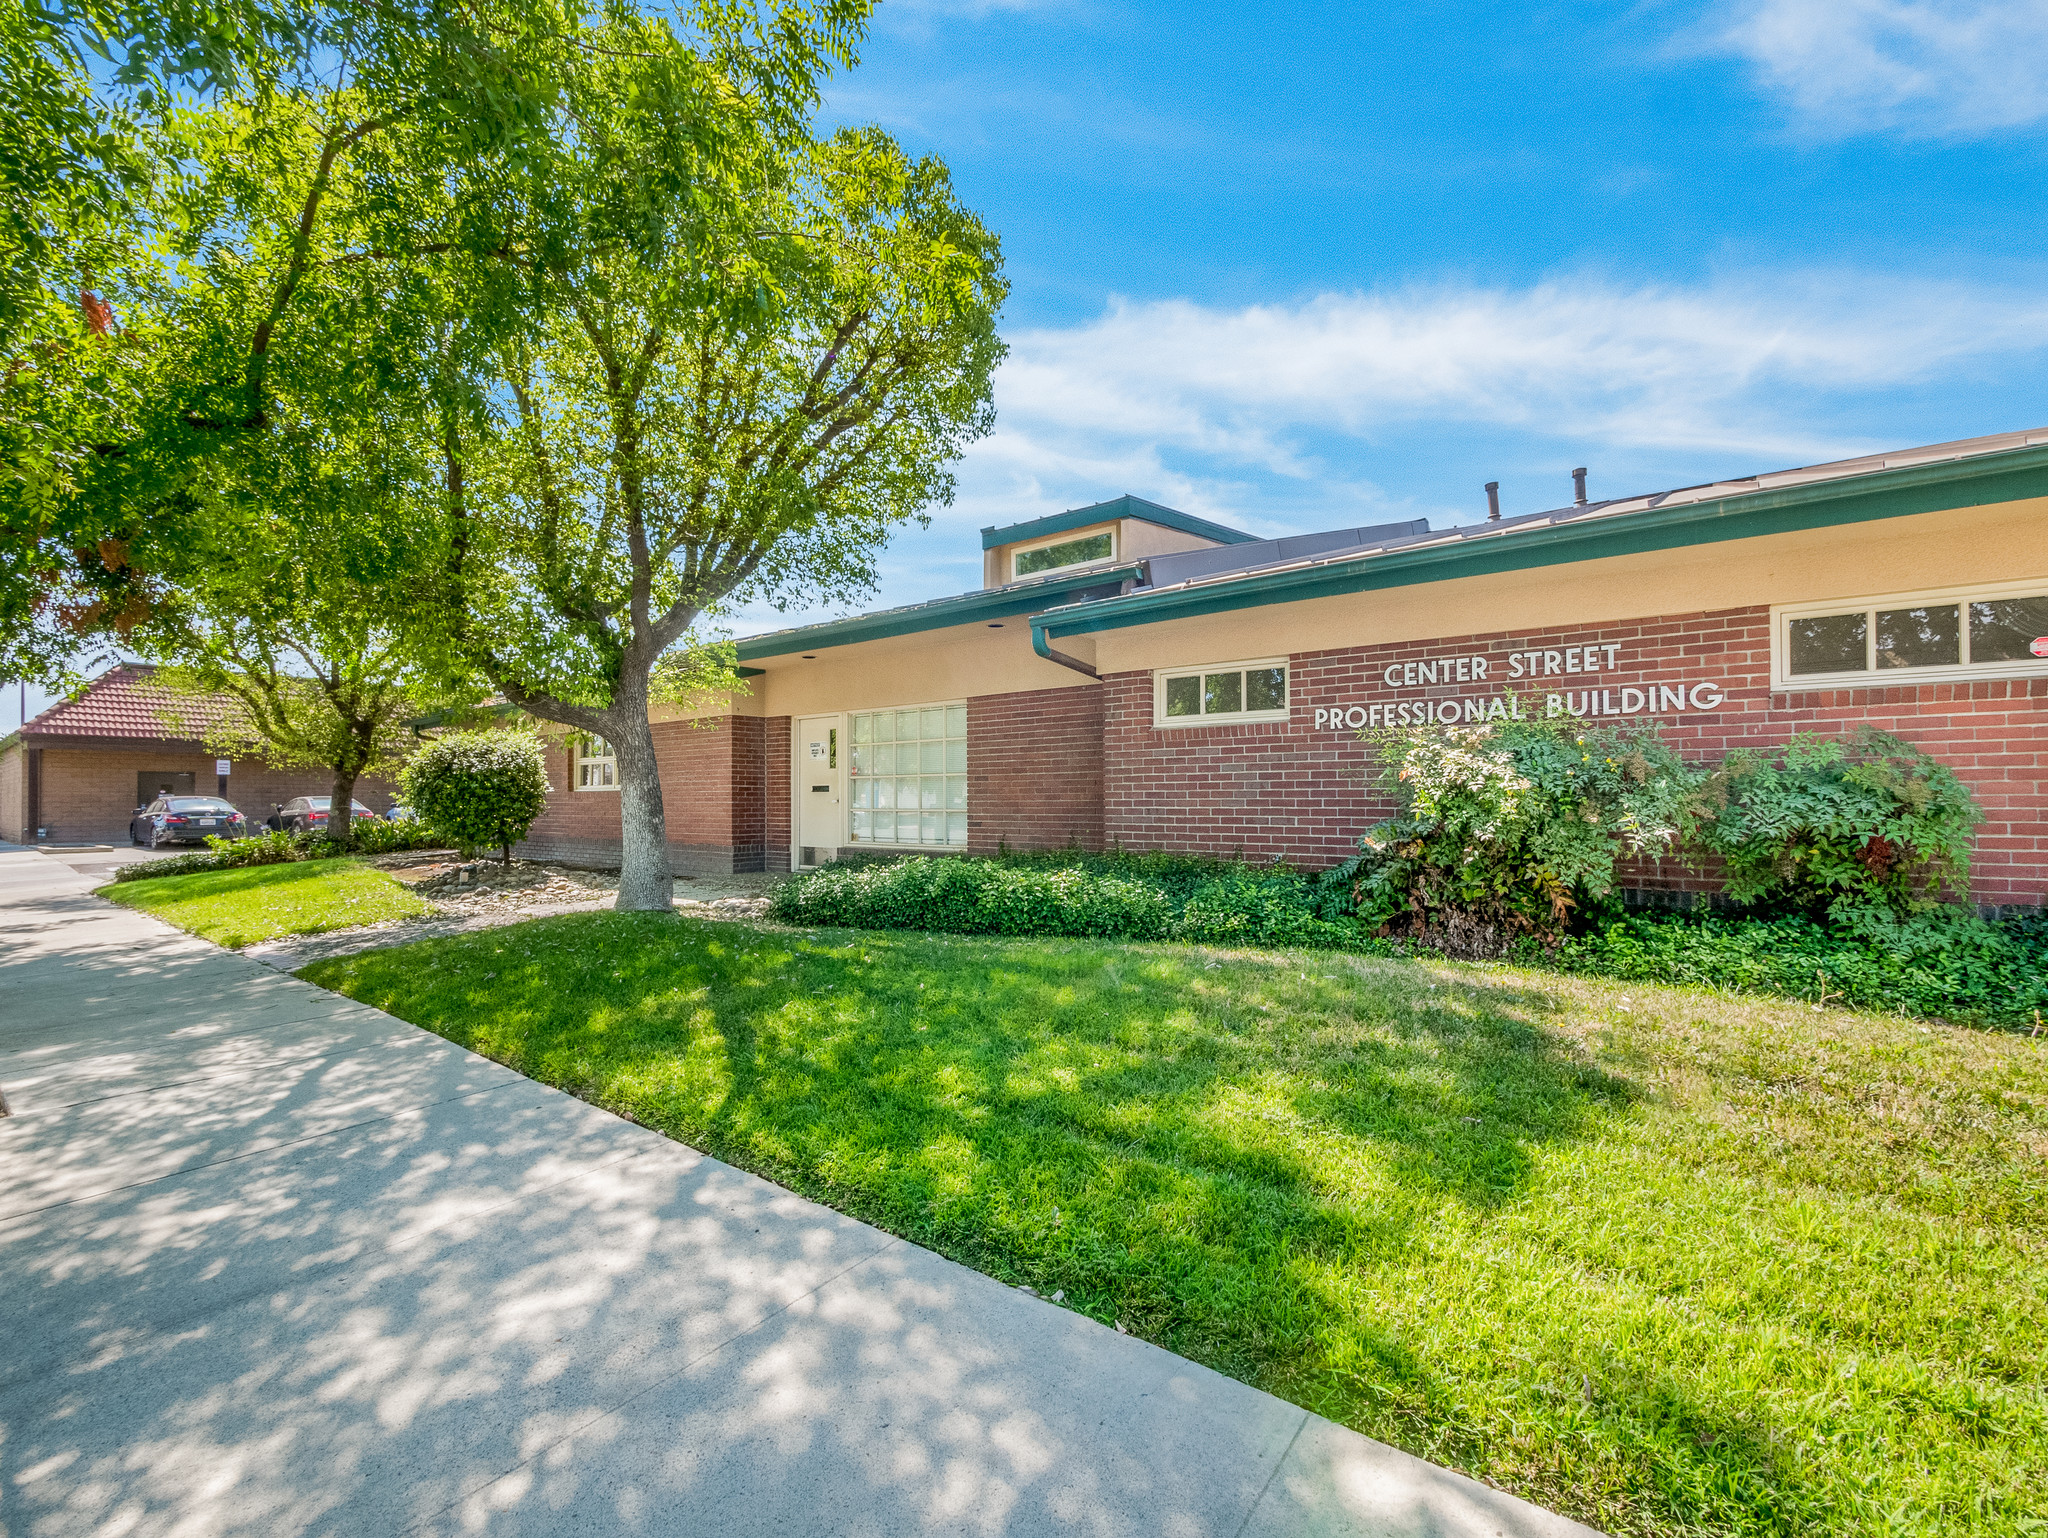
[782,0,2048,623]
[16,0,2048,728]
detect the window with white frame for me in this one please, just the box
[1775,581,2048,688]
[1013,528,1114,580]
[1154,658,1290,726]
[574,735,618,790]
[848,704,968,846]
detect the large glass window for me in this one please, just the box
[1780,584,2048,683]
[849,704,968,847]
[1014,530,1113,579]
[575,735,617,790]
[1156,660,1290,725]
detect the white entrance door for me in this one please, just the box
[795,715,843,868]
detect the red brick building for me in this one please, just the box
[515,430,2048,913]
[0,665,398,846]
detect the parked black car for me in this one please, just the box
[130,797,248,848]
[267,796,377,834]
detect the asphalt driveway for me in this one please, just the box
[0,848,1599,1537]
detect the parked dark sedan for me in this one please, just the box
[130,797,248,848]
[267,796,377,834]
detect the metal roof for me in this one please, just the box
[740,424,2048,662]
[980,495,1257,551]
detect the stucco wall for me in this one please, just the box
[0,742,24,845]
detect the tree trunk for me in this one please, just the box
[608,678,672,911]
[327,764,358,850]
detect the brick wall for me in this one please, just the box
[968,685,1106,853]
[763,716,791,871]
[13,741,388,844]
[518,715,792,874]
[1102,603,2048,911]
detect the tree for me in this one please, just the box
[142,396,456,844]
[443,117,1006,910]
[6,0,857,683]
[401,729,551,864]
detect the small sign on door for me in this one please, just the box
[808,741,827,760]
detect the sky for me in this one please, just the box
[16,0,2048,727]
[768,0,2048,626]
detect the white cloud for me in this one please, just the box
[1708,0,2048,138]
[995,272,2048,465]
[736,268,2048,629]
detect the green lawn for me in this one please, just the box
[302,913,2047,1538]
[104,858,431,947]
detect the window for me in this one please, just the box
[848,703,968,847]
[575,735,618,790]
[1154,658,1290,726]
[1013,529,1114,580]
[1776,581,2048,687]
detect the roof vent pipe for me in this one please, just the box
[1484,482,1500,521]
[1572,467,1588,506]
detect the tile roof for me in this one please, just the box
[22,664,238,743]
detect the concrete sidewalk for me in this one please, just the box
[0,850,1601,1537]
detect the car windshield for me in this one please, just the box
[302,798,373,812]
[167,799,234,812]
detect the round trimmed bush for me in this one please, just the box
[400,730,552,862]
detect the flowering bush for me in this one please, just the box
[1333,718,1709,955]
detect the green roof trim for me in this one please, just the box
[1030,444,2048,643]
[980,495,1256,551]
[736,565,1145,661]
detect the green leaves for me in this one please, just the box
[400,728,551,859]
[1349,719,1711,953]
[1704,727,1983,926]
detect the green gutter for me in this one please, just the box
[1031,443,2048,642]
[736,564,1144,661]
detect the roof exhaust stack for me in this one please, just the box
[1572,467,1588,506]
[1484,481,1500,521]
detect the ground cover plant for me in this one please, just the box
[305,913,2048,1538]
[769,848,2048,1030]
[1545,908,2048,1028]
[104,858,430,946]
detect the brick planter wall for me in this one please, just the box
[1103,603,2048,911]
[968,685,1106,854]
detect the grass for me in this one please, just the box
[301,913,2048,1538]
[103,858,431,947]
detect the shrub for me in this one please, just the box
[346,816,447,855]
[1331,717,1709,955]
[110,822,448,882]
[771,854,1377,951]
[1703,727,1982,931]
[400,730,551,862]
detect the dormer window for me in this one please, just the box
[1013,529,1114,580]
